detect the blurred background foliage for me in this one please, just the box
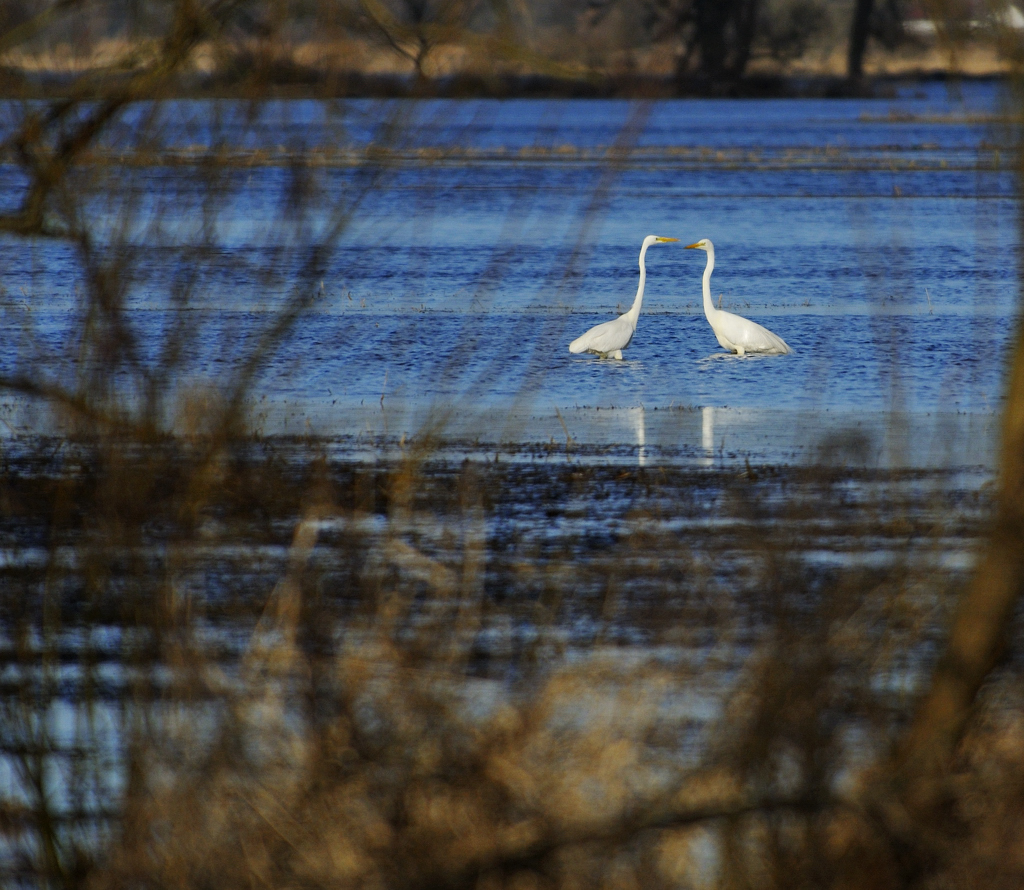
[1,1,1024,889]
[0,0,1022,93]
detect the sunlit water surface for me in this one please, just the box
[0,82,1017,465]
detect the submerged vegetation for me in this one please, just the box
[1,2,1024,889]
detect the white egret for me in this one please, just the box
[569,235,680,359]
[684,239,791,355]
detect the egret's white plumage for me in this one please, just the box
[684,239,791,356]
[569,235,679,359]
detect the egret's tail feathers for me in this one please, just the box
[568,337,587,354]
[733,319,792,356]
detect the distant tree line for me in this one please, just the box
[0,0,967,92]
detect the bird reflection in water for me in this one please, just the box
[701,406,716,467]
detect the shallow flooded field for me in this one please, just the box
[0,82,1019,886]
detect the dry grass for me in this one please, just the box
[0,439,1015,889]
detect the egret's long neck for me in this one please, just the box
[626,243,650,326]
[701,245,717,320]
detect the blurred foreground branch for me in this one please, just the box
[0,0,250,237]
[861,316,1024,884]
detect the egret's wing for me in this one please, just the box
[569,316,634,354]
[718,311,791,354]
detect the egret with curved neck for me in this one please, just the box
[685,238,791,356]
[569,235,679,360]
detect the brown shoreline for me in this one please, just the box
[0,64,1010,101]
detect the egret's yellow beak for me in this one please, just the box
[657,237,680,243]
[684,242,701,249]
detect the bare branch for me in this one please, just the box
[0,0,252,238]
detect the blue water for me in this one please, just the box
[0,83,1017,462]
